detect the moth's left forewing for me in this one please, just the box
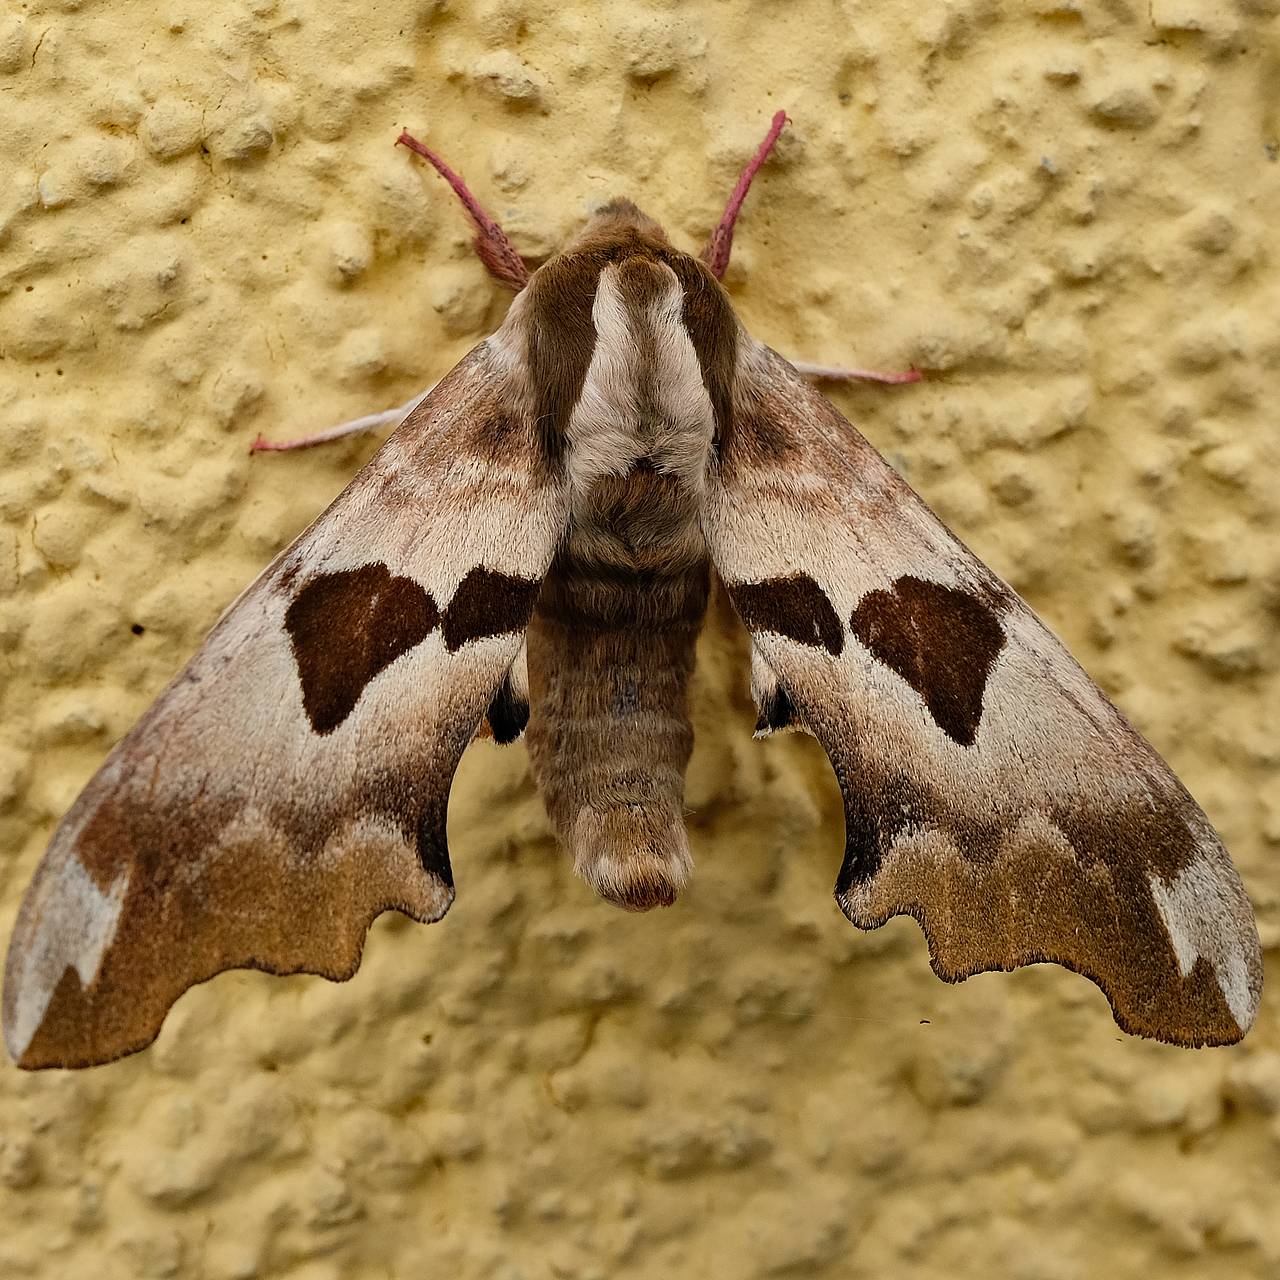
[5,335,568,1069]
[705,344,1261,1046]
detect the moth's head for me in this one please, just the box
[519,196,712,300]
[559,198,673,260]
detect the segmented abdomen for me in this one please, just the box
[525,469,710,910]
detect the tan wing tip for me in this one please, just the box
[835,889,1261,1049]
[571,806,693,912]
[3,887,457,1071]
[2,951,158,1070]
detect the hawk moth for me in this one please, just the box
[3,111,1260,1069]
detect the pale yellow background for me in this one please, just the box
[2,1,1279,1277]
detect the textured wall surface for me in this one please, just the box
[2,1,1279,1277]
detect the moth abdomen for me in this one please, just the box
[525,552,710,912]
[569,801,691,912]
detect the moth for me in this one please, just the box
[3,112,1261,1071]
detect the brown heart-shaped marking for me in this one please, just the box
[286,563,440,735]
[850,575,1005,746]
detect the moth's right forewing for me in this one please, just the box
[4,337,569,1070]
[704,345,1261,1047]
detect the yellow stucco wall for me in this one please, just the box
[2,1,1279,1276]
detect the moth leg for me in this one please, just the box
[791,360,923,387]
[703,108,789,280]
[250,388,433,453]
[397,130,529,290]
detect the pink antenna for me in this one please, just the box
[703,109,789,280]
[397,130,530,290]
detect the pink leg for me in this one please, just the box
[250,388,432,454]
[397,131,529,290]
[703,109,789,280]
[791,360,923,386]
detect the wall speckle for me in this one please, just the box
[1,2,1278,1278]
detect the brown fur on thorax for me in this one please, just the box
[522,202,738,452]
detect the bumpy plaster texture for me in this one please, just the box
[2,2,1279,1277]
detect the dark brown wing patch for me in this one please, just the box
[756,683,800,735]
[729,575,844,656]
[442,567,542,652]
[415,806,455,890]
[849,576,1005,747]
[485,668,530,744]
[286,564,441,735]
[286,564,542,734]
